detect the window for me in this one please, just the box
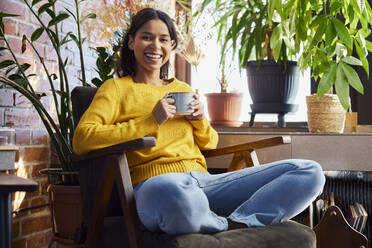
[190,0,310,124]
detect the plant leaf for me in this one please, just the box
[355,41,369,76]
[341,62,364,94]
[325,21,337,47]
[38,3,51,16]
[31,27,44,42]
[341,56,362,66]
[80,13,96,23]
[317,63,337,96]
[335,63,350,110]
[0,60,15,69]
[48,13,70,27]
[22,34,27,53]
[0,13,19,18]
[366,40,372,52]
[32,0,43,6]
[331,17,353,49]
[311,20,327,47]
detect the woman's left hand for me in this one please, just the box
[185,94,204,121]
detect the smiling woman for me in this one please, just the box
[128,19,175,85]
[117,8,178,83]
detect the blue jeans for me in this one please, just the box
[133,159,325,234]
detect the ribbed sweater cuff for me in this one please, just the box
[130,160,208,185]
[189,117,209,129]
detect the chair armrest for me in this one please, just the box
[69,137,156,162]
[201,136,291,158]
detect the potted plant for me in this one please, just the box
[0,0,96,239]
[282,0,372,133]
[204,54,244,126]
[176,2,244,126]
[198,0,301,126]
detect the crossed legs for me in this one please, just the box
[133,159,325,234]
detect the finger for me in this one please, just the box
[166,98,175,104]
[163,92,170,99]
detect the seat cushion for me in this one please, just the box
[101,217,316,248]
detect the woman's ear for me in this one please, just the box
[128,35,134,50]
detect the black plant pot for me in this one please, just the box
[246,60,300,104]
[246,60,300,127]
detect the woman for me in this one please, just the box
[73,8,325,235]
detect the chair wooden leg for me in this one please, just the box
[228,150,260,172]
[228,152,245,172]
[242,150,259,167]
[114,154,143,248]
[85,160,116,248]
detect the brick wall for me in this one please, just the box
[0,0,96,247]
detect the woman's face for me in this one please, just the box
[128,19,173,77]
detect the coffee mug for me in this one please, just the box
[167,92,195,115]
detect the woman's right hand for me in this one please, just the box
[152,97,176,125]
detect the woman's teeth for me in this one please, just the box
[145,53,162,59]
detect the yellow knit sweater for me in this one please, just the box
[72,76,218,184]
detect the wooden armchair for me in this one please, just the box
[70,86,316,248]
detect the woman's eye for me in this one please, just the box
[161,38,170,43]
[142,36,152,41]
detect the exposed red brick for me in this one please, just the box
[14,92,32,107]
[30,196,48,214]
[17,21,35,40]
[0,1,27,20]
[25,186,40,198]
[5,108,40,127]
[0,89,14,107]
[12,199,29,219]
[15,129,31,145]
[22,215,51,235]
[26,231,50,248]
[13,238,26,248]
[23,147,50,162]
[7,37,22,54]
[32,128,48,145]
[12,221,20,238]
[45,45,57,62]
[31,163,48,178]
[3,18,17,36]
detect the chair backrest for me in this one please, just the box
[71,86,98,128]
[71,86,123,235]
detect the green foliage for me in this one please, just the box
[91,28,125,87]
[200,0,372,110]
[290,0,372,110]
[0,0,96,183]
[198,0,298,67]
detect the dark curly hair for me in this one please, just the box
[117,8,178,79]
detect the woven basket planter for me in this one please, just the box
[306,94,346,133]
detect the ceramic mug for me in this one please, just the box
[167,92,195,115]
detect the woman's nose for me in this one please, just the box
[151,38,161,49]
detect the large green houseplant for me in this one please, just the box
[199,0,302,127]
[0,0,95,239]
[271,0,372,132]
[0,0,95,184]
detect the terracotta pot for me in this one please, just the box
[205,92,243,127]
[306,94,346,133]
[49,184,82,239]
